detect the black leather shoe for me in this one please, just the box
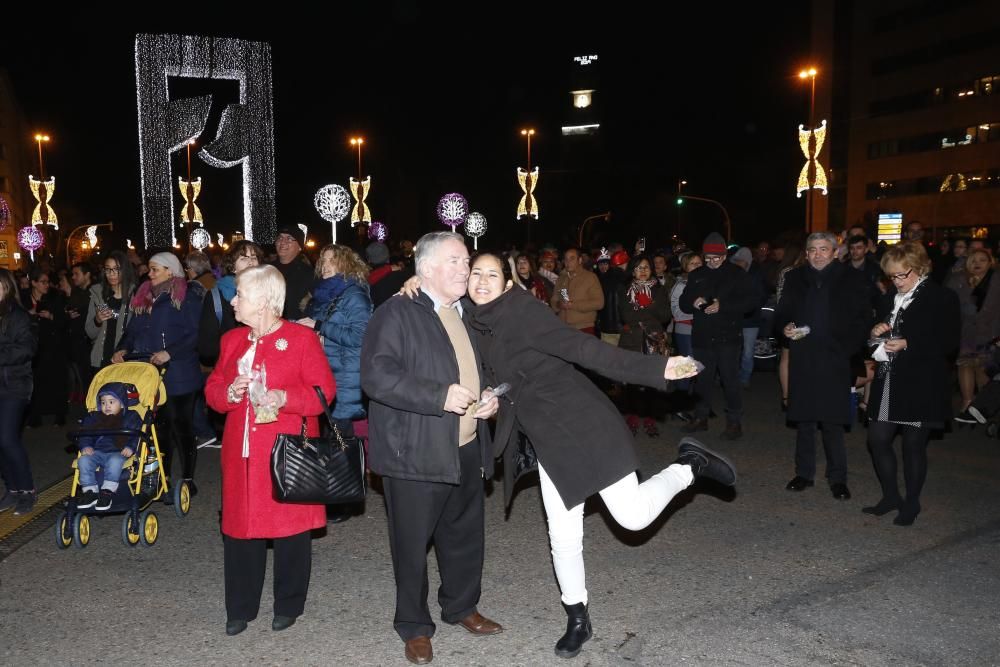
[554,602,592,659]
[226,620,247,636]
[785,476,814,491]
[272,615,297,631]
[862,497,900,516]
[831,483,851,500]
[676,437,737,486]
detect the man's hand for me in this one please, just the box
[871,323,891,338]
[883,338,907,353]
[150,350,171,366]
[472,389,500,419]
[558,299,573,311]
[111,350,126,364]
[81,447,94,456]
[693,297,708,309]
[443,384,477,415]
[121,447,134,457]
[703,299,720,314]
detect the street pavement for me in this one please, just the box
[1,374,998,666]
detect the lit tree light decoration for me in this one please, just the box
[136,34,276,247]
[314,184,351,244]
[29,176,58,229]
[189,226,211,250]
[437,193,468,232]
[349,176,371,226]
[17,226,44,260]
[516,167,539,220]
[464,212,487,250]
[0,195,10,231]
[368,220,387,242]
[796,120,828,197]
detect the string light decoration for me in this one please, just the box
[437,193,468,232]
[517,167,539,219]
[349,176,371,226]
[0,195,10,231]
[314,184,351,243]
[29,176,58,229]
[368,220,387,242]
[464,212,487,250]
[189,226,211,250]
[136,34,277,247]
[17,226,44,260]
[178,176,204,225]
[796,120,828,197]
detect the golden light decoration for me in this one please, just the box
[349,176,371,226]
[517,167,539,219]
[29,176,58,229]
[796,120,828,197]
[178,176,204,225]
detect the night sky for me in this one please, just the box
[1,7,811,254]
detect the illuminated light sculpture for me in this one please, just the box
[178,176,203,225]
[349,176,371,226]
[190,226,211,250]
[796,120,828,197]
[136,34,277,247]
[517,167,539,219]
[86,226,98,249]
[314,184,351,244]
[437,193,468,232]
[464,212,487,250]
[0,195,10,231]
[127,239,135,250]
[17,226,44,260]
[297,223,312,248]
[368,220,387,242]
[29,176,58,229]
[216,233,228,249]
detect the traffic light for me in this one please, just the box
[676,197,684,205]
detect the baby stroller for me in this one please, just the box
[54,360,191,549]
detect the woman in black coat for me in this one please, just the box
[20,266,69,427]
[864,242,960,526]
[0,269,38,515]
[460,253,734,659]
[617,254,671,436]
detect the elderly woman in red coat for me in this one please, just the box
[205,264,336,637]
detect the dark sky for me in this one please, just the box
[1,7,811,253]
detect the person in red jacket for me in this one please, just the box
[205,264,336,637]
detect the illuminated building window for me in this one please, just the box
[867,121,999,158]
[870,73,998,117]
[571,90,594,109]
[866,168,1000,200]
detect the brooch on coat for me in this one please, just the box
[275,338,288,351]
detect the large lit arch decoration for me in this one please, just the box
[796,120,828,197]
[29,176,58,229]
[517,167,539,219]
[136,34,276,247]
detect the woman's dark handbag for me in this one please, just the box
[271,387,366,504]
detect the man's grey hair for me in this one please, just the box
[184,251,212,276]
[806,232,838,247]
[415,231,465,275]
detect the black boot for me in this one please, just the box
[554,602,592,659]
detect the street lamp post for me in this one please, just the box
[519,128,537,244]
[350,137,364,182]
[799,67,818,233]
[34,134,50,180]
[65,221,113,266]
[676,193,732,243]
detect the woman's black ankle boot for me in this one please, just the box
[555,602,592,659]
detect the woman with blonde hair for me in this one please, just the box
[949,248,1000,411]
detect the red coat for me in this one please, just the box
[206,321,336,539]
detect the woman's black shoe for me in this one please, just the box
[861,497,900,516]
[226,620,248,636]
[554,602,592,659]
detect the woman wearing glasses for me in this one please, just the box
[864,242,959,526]
[85,251,138,372]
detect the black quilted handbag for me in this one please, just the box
[270,387,366,504]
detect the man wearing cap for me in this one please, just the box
[272,225,313,320]
[550,247,604,335]
[679,232,756,439]
[538,250,560,285]
[597,249,630,346]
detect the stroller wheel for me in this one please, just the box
[173,481,191,518]
[72,514,91,549]
[54,512,72,549]
[121,512,141,547]
[140,510,159,546]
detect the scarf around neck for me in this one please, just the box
[626,279,657,308]
[130,277,187,314]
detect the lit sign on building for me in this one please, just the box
[573,55,599,66]
[877,212,903,245]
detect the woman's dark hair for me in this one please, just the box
[0,268,20,322]
[28,265,49,283]
[101,250,138,303]
[626,254,653,279]
[472,252,513,283]
[514,253,537,276]
[223,240,264,274]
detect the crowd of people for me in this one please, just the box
[0,217,992,662]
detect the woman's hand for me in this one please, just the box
[871,323,891,338]
[37,310,53,320]
[95,305,114,325]
[111,350,126,364]
[228,375,253,403]
[121,447,134,457]
[884,338,907,353]
[665,355,701,380]
[297,317,316,329]
[261,389,287,409]
[150,350,171,366]
[398,275,422,299]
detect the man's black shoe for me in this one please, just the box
[785,476,814,491]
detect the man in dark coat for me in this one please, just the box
[360,231,502,665]
[679,232,757,439]
[596,249,629,345]
[272,225,313,320]
[776,232,871,500]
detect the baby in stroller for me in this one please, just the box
[75,382,142,511]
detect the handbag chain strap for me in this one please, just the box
[312,386,349,451]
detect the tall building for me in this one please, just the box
[0,69,31,269]
[814,0,1000,241]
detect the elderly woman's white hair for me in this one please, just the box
[236,264,286,318]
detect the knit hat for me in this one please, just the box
[275,224,305,247]
[148,252,183,278]
[702,232,727,255]
[611,250,630,267]
[729,247,753,269]
[365,241,390,266]
[97,382,138,410]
